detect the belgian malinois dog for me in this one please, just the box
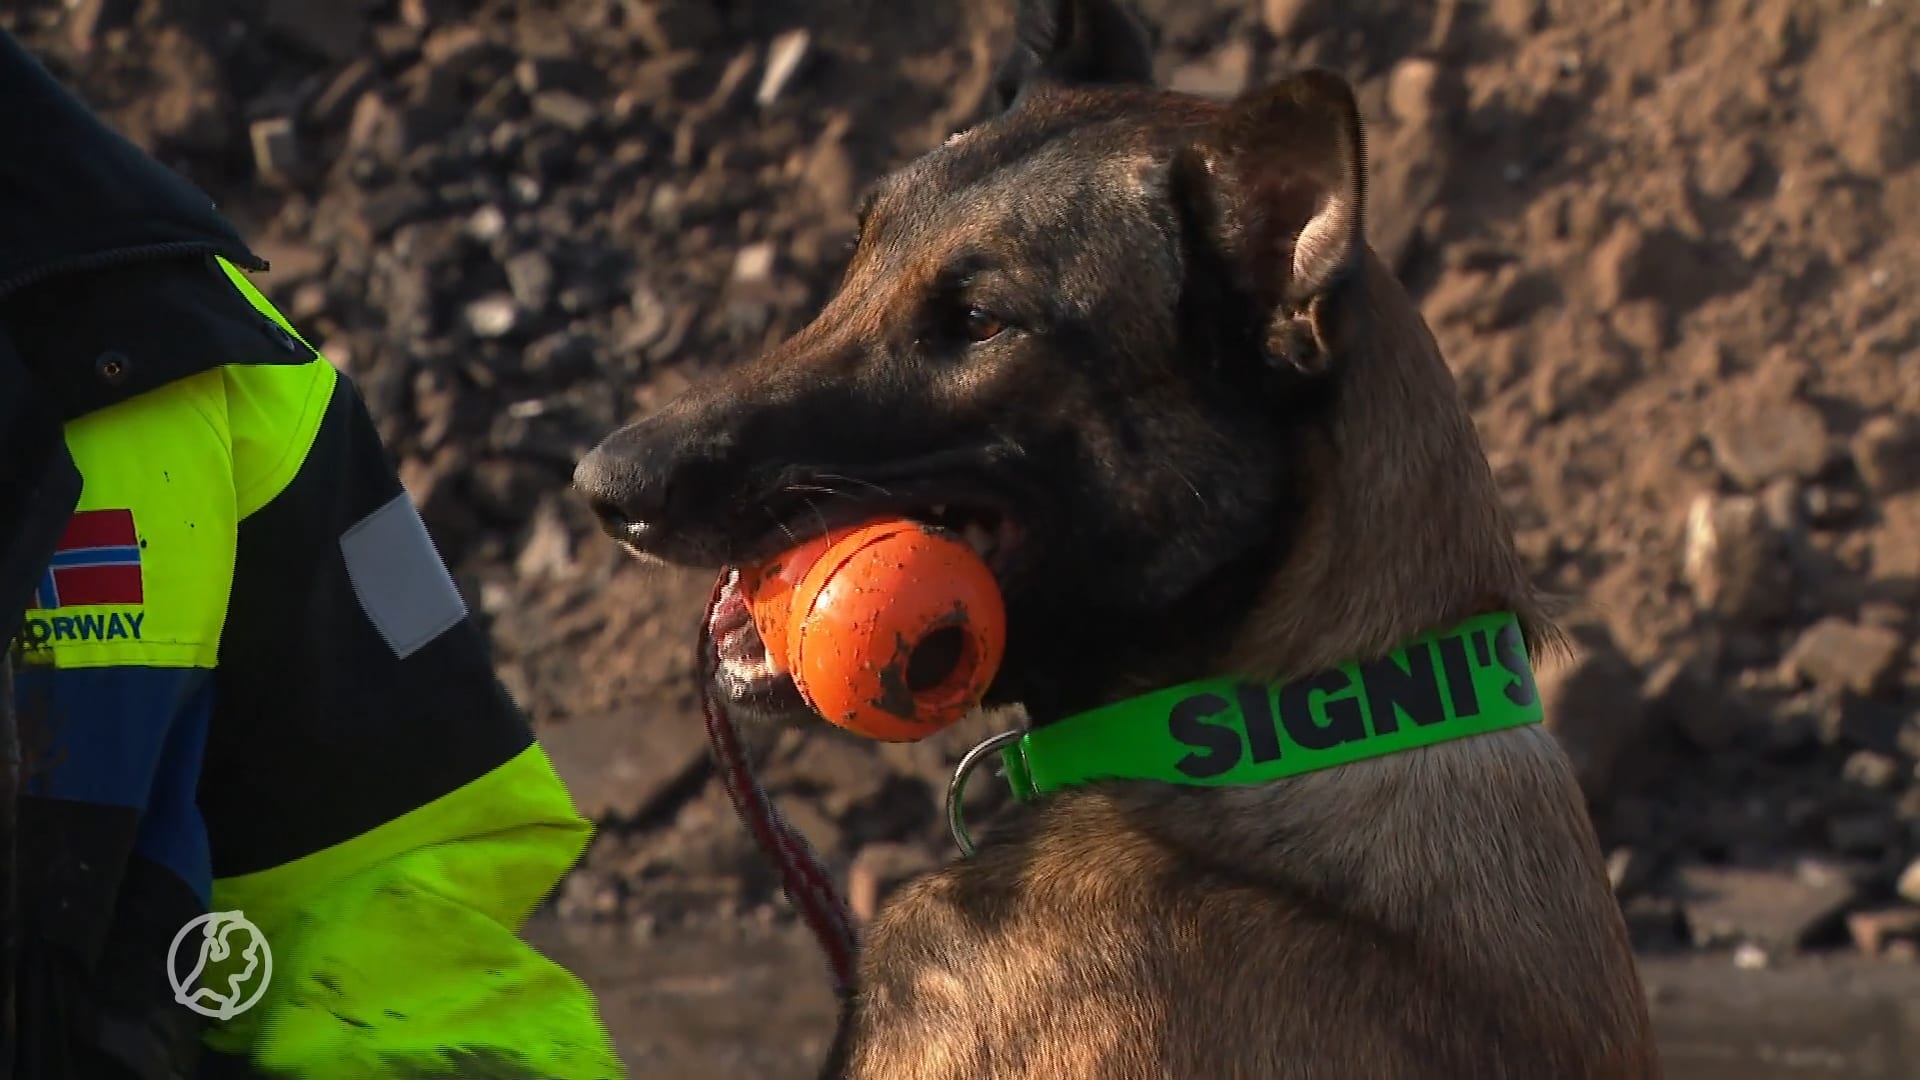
[574,0,1661,1075]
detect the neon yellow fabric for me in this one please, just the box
[15,368,234,671]
[215,257,337,519]
[194,260,624,1077]
[207,744,620,1078]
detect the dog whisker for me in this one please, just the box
[814,472,896,498]
[1166,463,1209,515]
[762,506,800,548]
[782,483,848,498]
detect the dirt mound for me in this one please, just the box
[7,0,1918,971]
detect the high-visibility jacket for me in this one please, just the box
[1,27,622,1080]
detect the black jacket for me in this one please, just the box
[0,25,280,639]
[0,27,276,1080]
[0,31,605,1080]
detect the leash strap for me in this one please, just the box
[698,573,860,994]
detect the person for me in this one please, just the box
[0,27,623,1080]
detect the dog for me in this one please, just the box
[573,0,1662,1075]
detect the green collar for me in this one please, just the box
[997,610,1543,801]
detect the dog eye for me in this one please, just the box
[963,307,1006,343]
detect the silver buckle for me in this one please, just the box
[945,729,1024,858]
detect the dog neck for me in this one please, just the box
[1226,255,1554,683]
[1098,255,1615,961]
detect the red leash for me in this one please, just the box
[697,572,860,995]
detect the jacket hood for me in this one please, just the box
[0,28,263,298]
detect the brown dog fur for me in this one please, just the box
[574,0,1664,1075]
[836,7,1660,1078]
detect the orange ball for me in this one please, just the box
[737,519,1007,742]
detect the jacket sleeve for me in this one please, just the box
[195,268,621,1079]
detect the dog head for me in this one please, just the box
[575,0,1538,730]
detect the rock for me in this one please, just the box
[1262,0,1332,38]
[1645,657,1736,751]
[1804,483,1866,528]
[1537,629,1645,802]
[1868,495,1920,604]
[1706,398,1831,490]
[1387,57,1447,128]
[264,0,366,62]
[1168,40,1254,101]
[777,797,845,866]
[624,284,671,352]
[1487,0,1544,36]
[1607,846,1655,898]
[1840,750,1901,791]
[1899,859,1920,905]
[357,183,432,238]
[1675,860,1862,951]
[532,90,598,134]
[464,294,520,339]
[756,29,812,107]
[398,0,449,29]
[468,459,552,521]
[117,28,231,153]
[1454,267,1557,332]
[1847,907,1920,957]
[467,204,508,243]
[1590,224,1709,311]
[523,331,595,382]
[1732,941,1770,970]
[1853,414,1920,497]
[1783,618,1905,697]
[65,0,136,54]
[1804,13,1920,174]
[1609,300,1667,355]
[847,842,939,924]
[515,501,576,581]
[730,242,776,284]
[1695,137,1757,200]
[1759,478,1802,533]
[1367,121,1452,273]
[1681,493,1793,622]
[420,25,499,78]
[1620,895,1688,951]
[505,250,556,313]
[1827,697,1903,752]
[248,117,299,185]
[308,59,375,129]
[759,729,888,817]
[515,56,600,97]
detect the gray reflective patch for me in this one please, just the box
[339,493,467,659]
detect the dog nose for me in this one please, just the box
[572,443,668,546]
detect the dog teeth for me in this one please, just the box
[962,521,996,559]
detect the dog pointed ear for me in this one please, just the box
[1204,69,1367,376]
[991,0,1156,113]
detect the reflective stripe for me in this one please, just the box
[205,744,620,1078]
[215,257,336,520]
[339,493,468,659]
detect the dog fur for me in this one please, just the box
[574,0,1663,1075]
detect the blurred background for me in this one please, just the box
[5,0,1918,1075]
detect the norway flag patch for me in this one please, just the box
[32,508,144,609]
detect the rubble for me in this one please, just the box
[6,0,1917,983]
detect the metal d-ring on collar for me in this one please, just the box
[945,728,1024,858]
